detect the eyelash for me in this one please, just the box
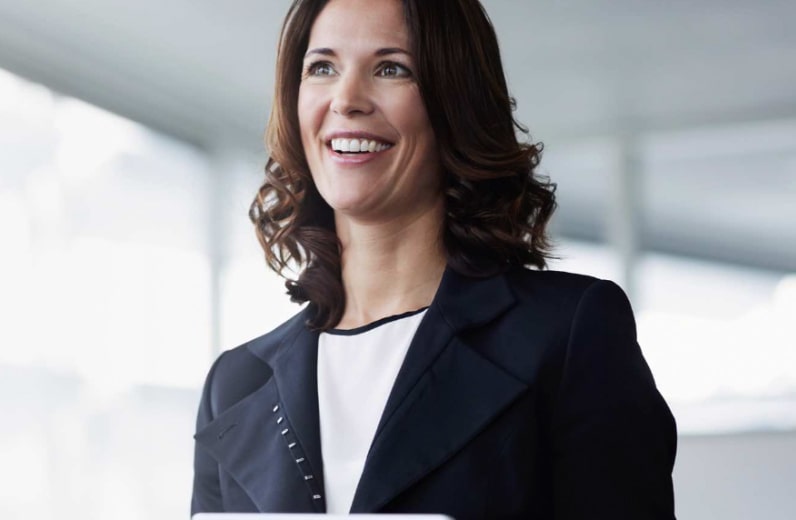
[303,60,413,78]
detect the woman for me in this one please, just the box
[191,0,677,518]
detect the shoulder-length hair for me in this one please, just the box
[250,0,557,330]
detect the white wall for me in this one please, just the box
[676,431,796,519]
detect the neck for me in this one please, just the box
[334,200,446,329]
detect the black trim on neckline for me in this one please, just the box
[324,307,429,336]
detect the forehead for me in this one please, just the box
[307,0,409,50]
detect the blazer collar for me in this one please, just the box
[195,310,327,512]
[250,310,327,509]
[371,265,517,440]
[197,266,523,513]
[263,318,324,477]
[350,266,524,512]
[434,265,517,332]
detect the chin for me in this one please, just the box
[317,177,377,210]
[323,192,377,216]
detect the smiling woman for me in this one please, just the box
[298,1,441,224]
[192,0,677,518]
[252,0,556,331]
[297,0,442,263]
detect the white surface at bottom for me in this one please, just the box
[192,515,454,519]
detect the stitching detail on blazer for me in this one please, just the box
[274,399,326,511]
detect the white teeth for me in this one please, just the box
[330,138,391,153]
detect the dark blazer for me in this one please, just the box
[191,267,676,519]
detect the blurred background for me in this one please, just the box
[0,0,794,518]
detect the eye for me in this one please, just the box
[305,61,336,77]
[376,61,412,78]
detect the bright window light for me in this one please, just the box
[554,240,796,434]
[0,69,211,520]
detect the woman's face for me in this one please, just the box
[298,0,441,224]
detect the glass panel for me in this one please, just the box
[0,68,210,519]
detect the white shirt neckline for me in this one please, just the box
[316,308,428,514]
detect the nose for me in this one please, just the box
[330,72,374,116]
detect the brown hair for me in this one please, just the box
[250,0,557,330]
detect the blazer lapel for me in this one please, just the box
[350,268,529,512]
[194,310,327,512]
[268,321,327,505]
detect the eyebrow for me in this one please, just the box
[303,47,412,59]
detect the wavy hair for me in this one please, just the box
[250,0,557,330]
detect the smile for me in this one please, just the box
[329,138,393,154]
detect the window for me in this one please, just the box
[0,68,212,519]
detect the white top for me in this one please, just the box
[316,308,428,514]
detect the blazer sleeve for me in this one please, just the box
[551,280,677,519]
[191,351,226,515]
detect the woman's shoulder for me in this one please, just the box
[504,266,626,309]
[226,305,310,357]
[507,266,599,290]
[495,267,637,346]
[201,308,308,413]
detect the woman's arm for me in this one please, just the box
[191,352,226,515]
[551,280,677,519]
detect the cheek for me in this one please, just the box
[383,91,439,173]
[403,112,437,163]
[408,112,441,187]
[392,93,434,146]
[297,87,322,145]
